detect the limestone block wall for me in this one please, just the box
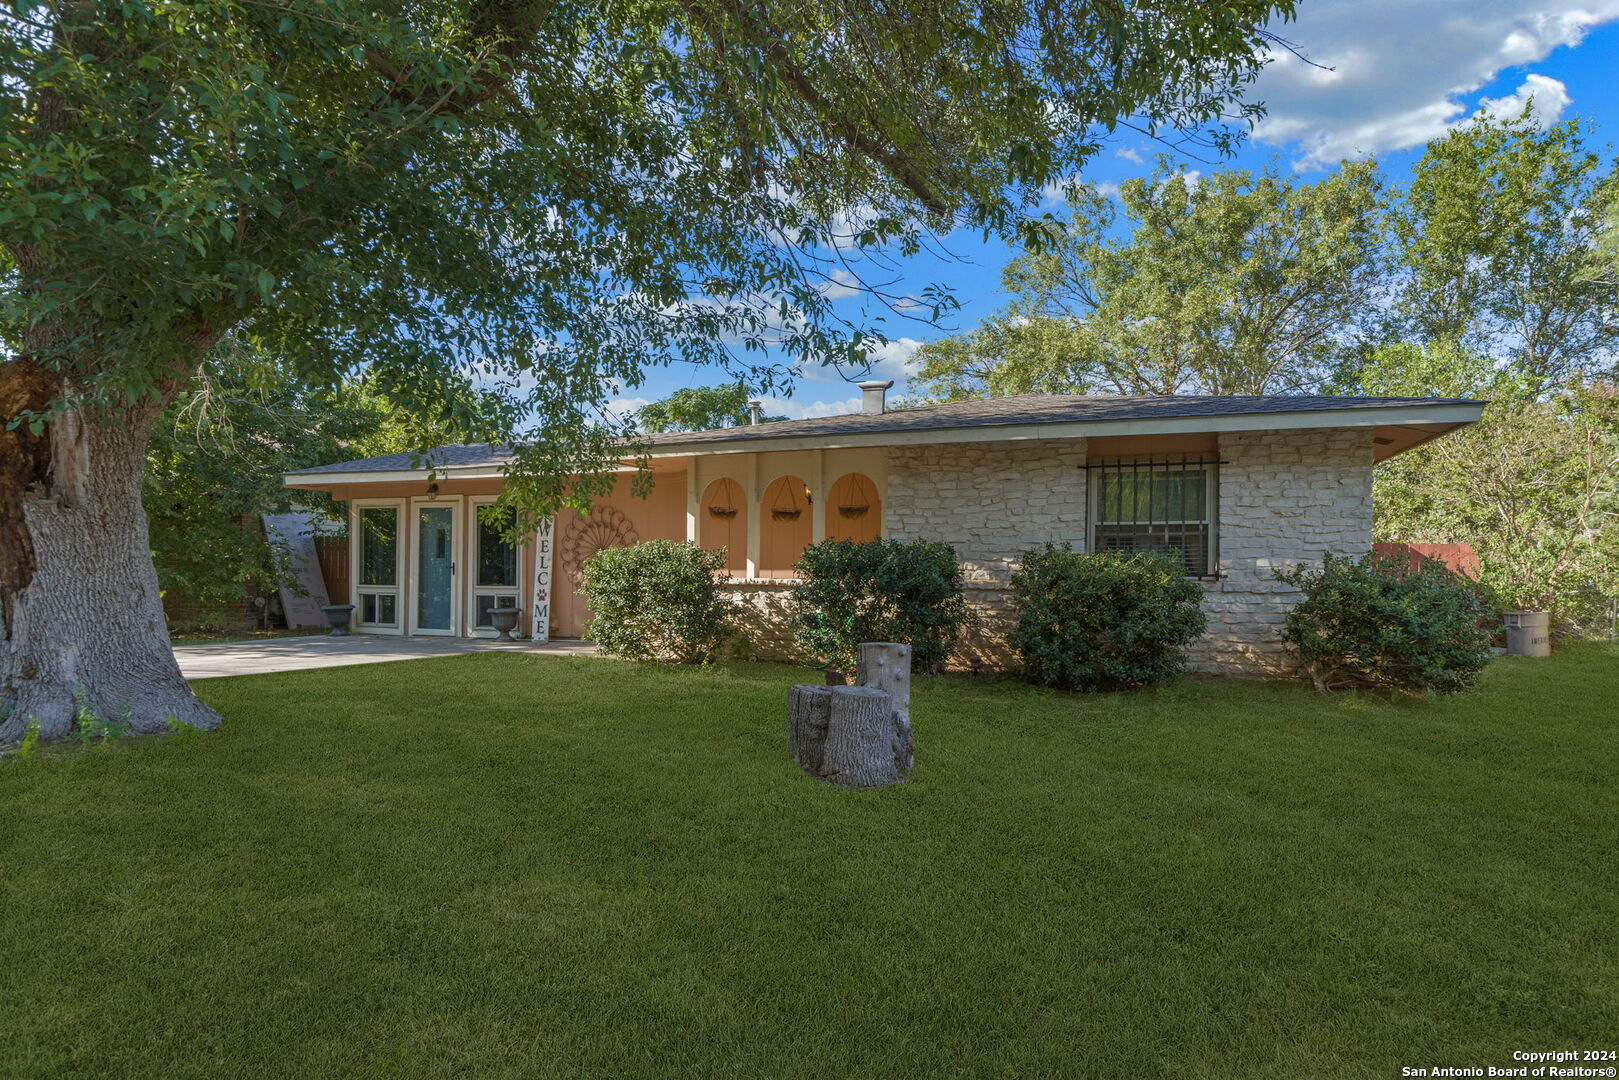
[719,580,810,663]
[716,429,1374,677]
[885,439,1089,669]
[1191,428,1374,675]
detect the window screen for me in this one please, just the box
[1091,464,1215,576]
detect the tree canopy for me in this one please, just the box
[1393,110,1619,394]
[912,159,1387,400]
[2,0,1295,489]
[633,385,785,434]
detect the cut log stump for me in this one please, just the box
[856,642,913,778]
[788,642,913,788]
[788,684,832,774]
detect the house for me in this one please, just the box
[283,385,1486,674]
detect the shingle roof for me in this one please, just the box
[644,393,1480,446]
[287,443,518,475]
[285,394,1483,476]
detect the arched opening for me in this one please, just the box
[699,477,747,575]
[825,472,882,543]
[759,474,812,574]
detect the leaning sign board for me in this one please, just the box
[261,512,331,628]
[531,517,554,643]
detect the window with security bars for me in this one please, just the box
[1089,461,1217,576]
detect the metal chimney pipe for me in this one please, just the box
[746,399,763,425]
[856,380,894,415]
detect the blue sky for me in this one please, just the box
[610,0,1619,422]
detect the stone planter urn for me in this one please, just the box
[320,604,355,636]
[488,607,524,642]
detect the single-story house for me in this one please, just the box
[283,385,1486,674]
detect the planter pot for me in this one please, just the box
[488,607,524,642]
[320,604,356,637]
[1503,610,1551,657]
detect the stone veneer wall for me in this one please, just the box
[884,439,1090,669]
[1191,428,1373,675]
[719,580,810,663]
[718,430,1374,676]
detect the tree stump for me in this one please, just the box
[788,684,832,774]
[788,642,913,788]
[856,642,912,777]
[819,685,901,788]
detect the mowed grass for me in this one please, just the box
[3,647,1616,1079]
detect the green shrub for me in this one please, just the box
[789,538,970,673]
[1009,546,1206,692]
[581,540,736,663]
[1275,553,1496,694]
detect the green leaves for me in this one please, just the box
[1008,547,1206,692]
[1394,111,1619,393]
[912,159,1388,400]
[580,540,736,663]
[1274,553,1496,694]
[5,0,1290,517]
[788,538,970,674]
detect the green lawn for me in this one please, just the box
[3,648,1616,1078]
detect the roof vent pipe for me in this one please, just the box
[857,379,894,415]
[746,399,763,425]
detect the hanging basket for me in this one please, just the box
[707,505,738,520]
[771,508,802,522]
[837,504,869,519]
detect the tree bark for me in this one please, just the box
[855,641,912,778]
[0,402,221,742]
[817,685,899,789]
[789,642,914,787]
[787,683,831,774]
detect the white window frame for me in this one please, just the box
[1086,461,1220,578]
[408,495,465,636]
[351,498,407,635]
[466,496,523,638]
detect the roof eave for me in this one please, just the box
[282,402,1488,487]
[642,402,1488,457]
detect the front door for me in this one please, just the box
[413,503,459,635]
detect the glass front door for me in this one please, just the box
[415,505,456,633]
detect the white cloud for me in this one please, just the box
[1039,177,1120,207]
[1250,0,1619,167]
[1115,146,1145,164]
[758,396,864,420]
[1477,73,1572,126]
[814,268,863,301]
[601,397,650,423]
[864,337,925,380]
[795,336,925,384]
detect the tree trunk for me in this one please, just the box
[788,642,914,788]
[817,685,899,789]
[0,404,221,742]
[787,684,831,774]
[855,641,912,777]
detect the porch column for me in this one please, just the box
[810,448,826,544]
[685,460,698,542]
[745,454,760,578]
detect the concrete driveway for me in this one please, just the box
[175,634,599,680]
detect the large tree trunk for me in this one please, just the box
[0,399,221,742]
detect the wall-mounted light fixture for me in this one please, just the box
[426,482,440,497]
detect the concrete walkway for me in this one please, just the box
[175,634,600,680]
